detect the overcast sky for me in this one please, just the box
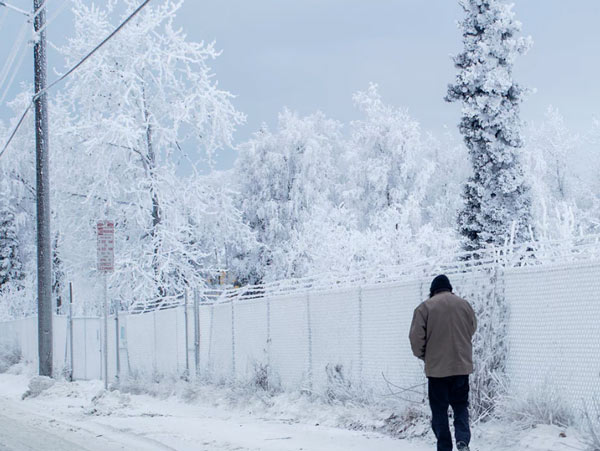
[1,0,599,171]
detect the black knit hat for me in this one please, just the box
[429,274,452,297]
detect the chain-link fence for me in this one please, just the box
[1,253,600,413]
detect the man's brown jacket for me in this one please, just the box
[409,291,477,378]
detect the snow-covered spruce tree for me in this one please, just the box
[0,95,42,317]
[235,111,342,282]
[446,0,533,253]
[55,0,244,306]
[0,201,24,292]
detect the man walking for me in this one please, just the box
[409,275,477,451]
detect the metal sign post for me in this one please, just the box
[114,299,120,382]
[97,220,114,390]
[184,289,190,379]
[68,282,74,382]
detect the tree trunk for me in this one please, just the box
[142,86,164,304]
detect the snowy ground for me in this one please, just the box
[0,366,588,451]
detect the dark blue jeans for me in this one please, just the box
[428,375,470,451]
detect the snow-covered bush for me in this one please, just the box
[584,398,600,451]
[21,376,55,399]
[112,371,182,397]
[249,361,280,394]
[322,363,360,405]
[0,341,21,373]
[380,403,430,439]
[454,269,508,420]
[495,382,574,429]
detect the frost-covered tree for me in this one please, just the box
[421,128,469,236]
[52,232,65,312]
[446,0,533,253]
[0,95,36,298]
[55,0,245,305]
[347,84,456,265]
[348,84,430,230]
[525,107,578,203]
[178,171,259,287]
[0,201,24,291]
[235,110,342,282]
[522,107,591,241]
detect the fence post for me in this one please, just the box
[68,282,74,382]
[306,292,313,391]
[184,289,190,379]
[207,304,214,375]
[153,310,158,374]
[358,286,363,383]
[193,289,200,378]
[114,299,120,382]
[83,317,88,380]
[231,300,236,380]
[266,298,271,370]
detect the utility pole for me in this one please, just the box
[34,0,53,377]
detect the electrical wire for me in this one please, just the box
[1,0,80,104]
[32,0,48,20]
[35,0,70,37]
[0,0,152,160]
[0,8,10,31]
[34,0,152,101]
[0,1,30,17]
[0,20,29,99]
[0,30,28,104]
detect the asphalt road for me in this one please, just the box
[0,397,172,451]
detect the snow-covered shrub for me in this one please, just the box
[21,376,55,399]
[584,398,600,451]
[323,363,371,406]
[324,364,354,404]
[0,341,21,372]
[250,361,280,394]
[454,268,508,421]
[112,370,181,397]
[85,390,132,416]
[495,382,574,429]
[380,403,430,439]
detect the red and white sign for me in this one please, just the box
[97,220,114,273]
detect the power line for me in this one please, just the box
[0,20,29,100]
[0,1,76,109]
[0,8,10,31]
[34,0,152,101]
[0,103,33,158]
[0,0,152,160]
[0,1,30,17]
[36,0,70,37]
[0,25,29,104]
[32,0,48,19]
[0,1,65,102]
[0,0,52,20]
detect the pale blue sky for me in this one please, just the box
[1,1,599,171]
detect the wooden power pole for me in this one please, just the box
[33,0,52,377]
